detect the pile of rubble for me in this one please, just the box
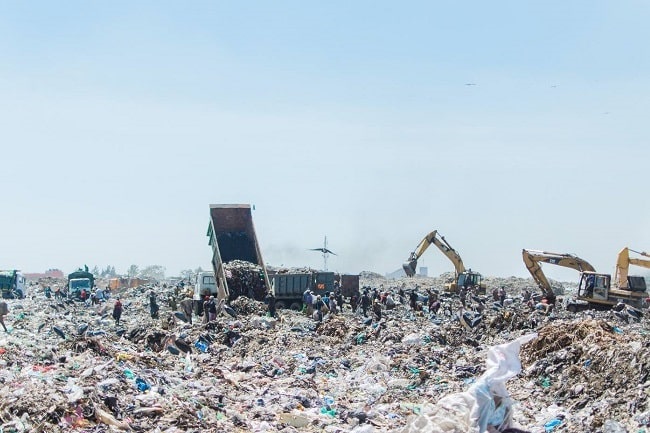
[0,273,646,432]
[223,260,268,301]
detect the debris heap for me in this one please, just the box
[223,260,268,301]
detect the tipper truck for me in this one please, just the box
[268,270,337,310]
[207,204,271,302]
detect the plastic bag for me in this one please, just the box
[401,333,537,433]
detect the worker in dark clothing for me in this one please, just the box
[499,286,507,306]
[459,287,468,307]
[0,301,8,332]
[202,296,211,324]
[266,292,277,318]
[350,295,358,312]
[335,290,344,312]
[409,290,418,311]
[372,298,382,321]
[314,295,326,322]
[149,290,159,319]
[179,297,194,324]
[112,298,123,326]
[361,291,371,317]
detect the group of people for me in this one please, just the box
[302,289,345,322]
[202,295,224,323]
[44,285,112,305]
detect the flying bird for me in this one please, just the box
[309,247,337,255]
[464,83,477,86]
[311,236,336,270]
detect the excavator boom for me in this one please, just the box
[615,247,650,290]
[522,249,596,297]
[403,230,465,277]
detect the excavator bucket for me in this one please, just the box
[403,260,417,277]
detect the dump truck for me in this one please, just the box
[67,266,95,300]
[268,270,337,310]
[207,204,271,302]
[0,270,26,299]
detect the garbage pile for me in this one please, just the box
[223,260,268,301]
[513,318,650,432]
[0,273,647,433]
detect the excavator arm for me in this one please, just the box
[615,247,650,289]
[403,230,465,277]
[522,249,596,298]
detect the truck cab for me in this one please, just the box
[194,271,217,300]
[69,277,92,299]
[67,268,95,300]
[0,270,26,299]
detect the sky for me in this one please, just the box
[1,1,650,282]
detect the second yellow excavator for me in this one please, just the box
[403,230,485,294]
[521,249,596,302]
[523,248,648,311]
[615,247,650,291]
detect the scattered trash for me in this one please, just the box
[1,272,647,432]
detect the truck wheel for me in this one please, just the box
[290,302,302,311]
[276,301,287,310]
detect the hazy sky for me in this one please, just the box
[2,1,650,282]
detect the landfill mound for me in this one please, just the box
[0,274,647,432]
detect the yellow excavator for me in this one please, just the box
[523,248,648,311]
[614,247,650,290]
[521,249,596,302]
[403,230,485,294]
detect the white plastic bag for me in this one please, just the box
[401,333,537,433]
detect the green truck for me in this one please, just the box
[0,270,26,299]
[68,266,95,300]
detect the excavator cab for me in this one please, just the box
[457,272,479,289]
[577,272,610,301]
[456,271,486,295]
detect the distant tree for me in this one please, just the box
[140,265,166,281]
[91,266,100,276]
[179,269,194,281]
[127,265,139,278]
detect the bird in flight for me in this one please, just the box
[464,83,477,86]
[309,247,337,255]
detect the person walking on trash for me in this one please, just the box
[208,296,218,321]
[361,290,371,317]
[148,290,159,319]
[372,298,382,321]
[202,295,210,324]
[0,301,9,332]
[179,296,194,324]
[265,291,277,318]
[303,289,313,316]
[112,297,123,326]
